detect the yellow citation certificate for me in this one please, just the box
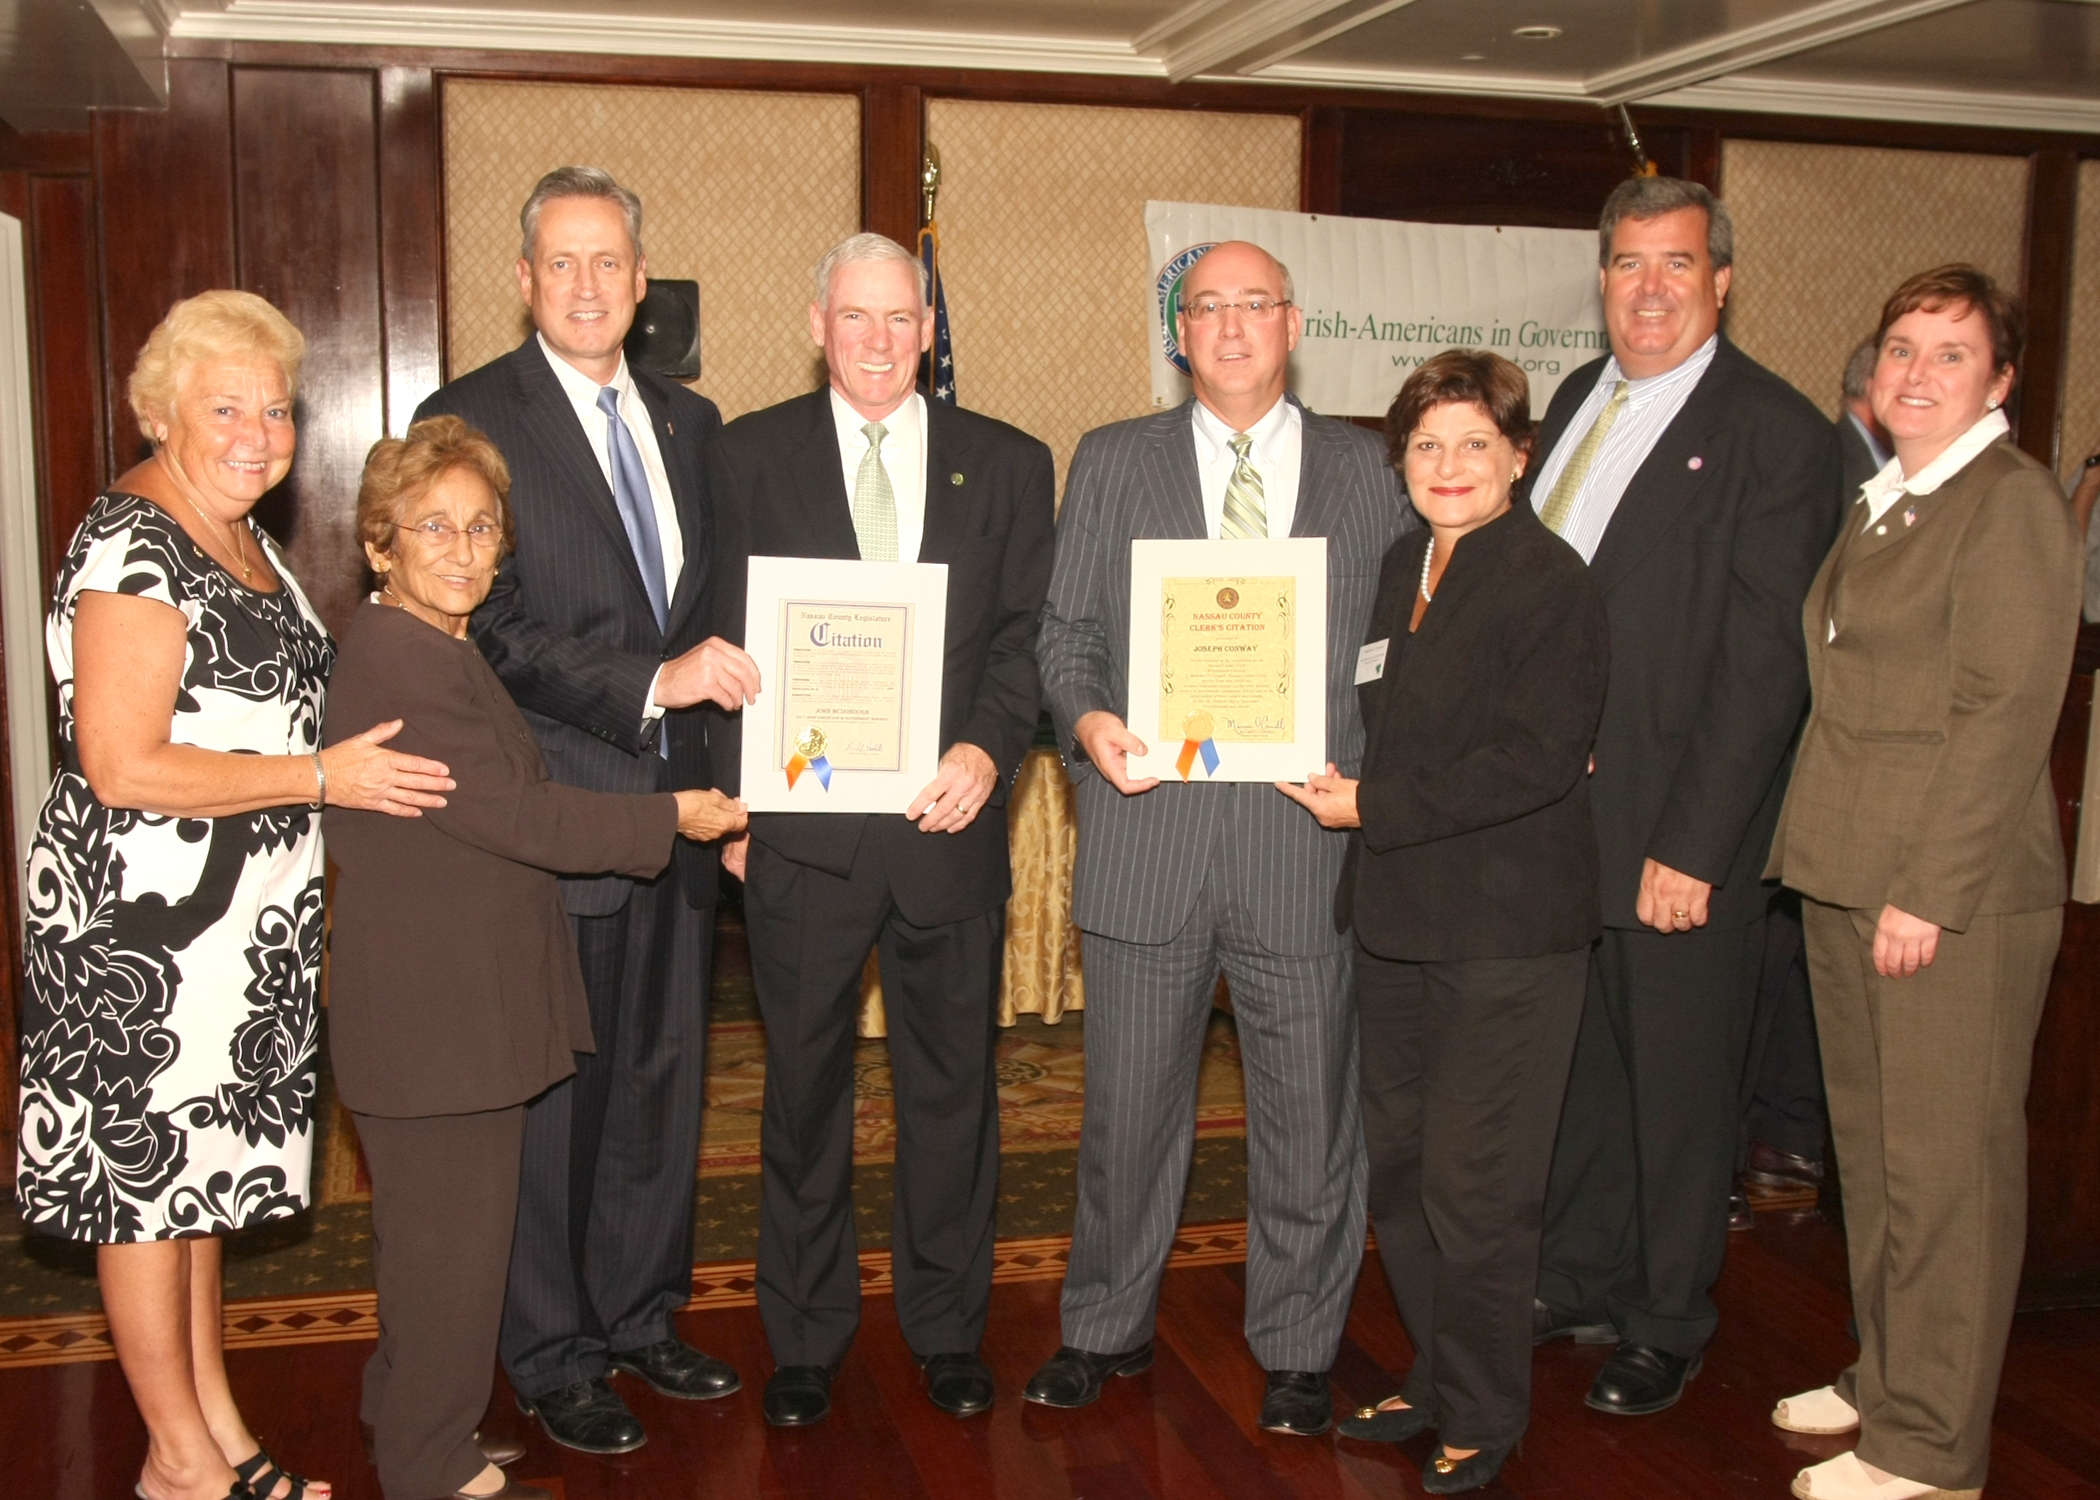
[1159,577,1294,745]
[775,602,912,773]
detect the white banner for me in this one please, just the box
[1146,202,1608,419]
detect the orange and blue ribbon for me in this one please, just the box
[1175,736,1220,781]
[785,753,833,790]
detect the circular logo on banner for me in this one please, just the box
[1155,242,1216,375]
[1215,587,1240,609]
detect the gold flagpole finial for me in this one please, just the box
[921,144,942,227]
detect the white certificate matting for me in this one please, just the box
[1126,537,1327,784]
[740,556,947,813]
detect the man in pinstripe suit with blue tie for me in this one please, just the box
[1030,241,1413,1434]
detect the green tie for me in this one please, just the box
[1221,432,1267,540]
[852,420,899,562]
[1539,380,1629,536]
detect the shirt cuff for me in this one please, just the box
[643,665,668,723]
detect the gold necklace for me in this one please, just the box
[176,488,254,584]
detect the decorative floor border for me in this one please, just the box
[0,1222,1253,1371]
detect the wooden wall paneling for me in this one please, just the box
[377,66,444,429]
[2016,149,2079,469]
[231,65,387,637]
[2027,638,2100,1307]
[93,57,237,481]
[863,82,922,246]
[25,174,104,590]
[1301,104,1341,215]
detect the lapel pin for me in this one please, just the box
[1687,456,1704,470]
[950,472,965,486]
[1903,504,1917,528]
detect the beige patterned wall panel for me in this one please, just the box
[2060,162,2100,485]
[926,99,1300,486]
[444,81,859,420]
[1723,140,2028,418]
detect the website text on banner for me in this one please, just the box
[1146,202,1607,419]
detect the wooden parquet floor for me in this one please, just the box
[5,1214,2096,1499]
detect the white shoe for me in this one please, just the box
[1773,1385,1860,1434]
[1789,1452,1981,1500]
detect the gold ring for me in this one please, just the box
[1673,908,1689,920]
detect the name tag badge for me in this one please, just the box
[1354,638,1390,685]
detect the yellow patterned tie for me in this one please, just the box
[1221,432,1267,540]
[1539,380,1629,536]
[852,420,899,562]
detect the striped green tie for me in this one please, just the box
[1221,432,1267,540]
[852,420,899,562]
[1540,380,1629,536]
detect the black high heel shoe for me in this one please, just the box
[1336,1398,1435,1443]
[1421,1441,1515,1494]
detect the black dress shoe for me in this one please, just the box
[1584,1343,1702,1415]
[1421,1443,1514,1494]
[763,1364,833,1427]
[919,1352,994,1418]
[1729,1188,1756,1231]
[609,1338,742,1400]
[1259,1369,1331,1437]
[1532,1298,1618,1346]
[1023,1343,1155,1408]
[1337,1399,1435,1443]
[515,1377,646,1454]
[1745,1142,1824,1191]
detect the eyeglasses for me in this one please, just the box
[395,520,502,549]
[1182,298,1292,324]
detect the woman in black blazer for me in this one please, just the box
[1280,350,1608,1493]
[325,418,744,1500]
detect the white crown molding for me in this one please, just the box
[166,0,1167,74]
[1250,59,1594,99]
[1647,73,2100,134]
[1137,0,1421,82]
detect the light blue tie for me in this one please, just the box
[597,385,669,633]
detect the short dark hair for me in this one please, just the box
[1597,175,1733,271]
[358,415,516,560]
[1872,263,2023,380]
[1384,349,1534,470]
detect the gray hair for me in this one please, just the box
[519,166,644,263]
[1597,175,1734,271]
[1841,336,1879,400]
[812,232,930,310]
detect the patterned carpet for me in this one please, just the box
[0,918,1253,1318]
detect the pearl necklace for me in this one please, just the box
[1419,539,1438,603]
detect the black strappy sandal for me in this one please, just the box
[232,1450,326,1500]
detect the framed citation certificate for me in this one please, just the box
[1124,537,1327,783]
[740,555,948,813]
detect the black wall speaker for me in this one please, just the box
[625,279,701,381]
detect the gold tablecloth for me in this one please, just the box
[857,747,1083,1036]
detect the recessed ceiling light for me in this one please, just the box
[1459,51,1486,61]
[1512,24,1562,39]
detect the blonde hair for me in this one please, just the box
[127,290,306,440]
[357,415,515,560]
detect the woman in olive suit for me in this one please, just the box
[1280,349,1609,1494]
[324,418,745,1500]
[1766,267,2081,1500]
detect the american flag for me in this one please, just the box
[918,221,955,404]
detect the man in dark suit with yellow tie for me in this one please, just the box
[706,232,1055,1428]
[415,166,760,1455]
[1525,176,1842,1417]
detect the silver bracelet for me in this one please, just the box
[311,751,326,810]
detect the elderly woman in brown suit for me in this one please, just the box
[1766,266,2081,1500]
[324,417,745,1500]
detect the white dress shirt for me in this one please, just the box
[1859,407,2009,529]
[1527,334,1719,563]
[539,334,685,723]
[1191,395,1301,540]
[831,387,928,564]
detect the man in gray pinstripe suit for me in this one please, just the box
[1029,241,1413,1434]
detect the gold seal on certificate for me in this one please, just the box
[1159,575,1295,747]
[776,602,912,772]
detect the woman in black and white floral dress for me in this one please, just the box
[15,291,454,1500]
